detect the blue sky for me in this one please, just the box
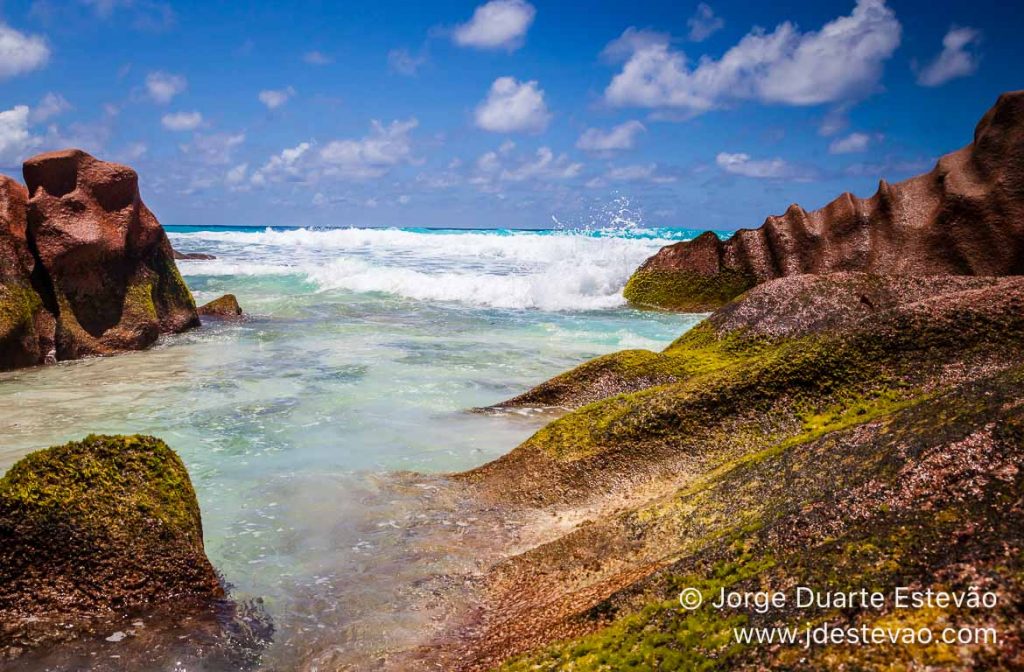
[0,0,1021,229]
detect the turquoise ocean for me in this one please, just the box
[0,225,715,669]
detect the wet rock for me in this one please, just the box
[456,272,1024,670]
[198,293,243,319]
[23,149,200,360]
[0,176,54,370]
[173,249,216,261]
[496,273,1023,412]
[0,434,224,657]
[625,90,1024,310]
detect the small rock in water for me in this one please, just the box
[105,631,126,643]
[197,294,244,319]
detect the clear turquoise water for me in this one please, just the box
[0,226,706,669]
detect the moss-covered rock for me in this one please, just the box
[623,267,755,313]
[0,282,47,370]
[0,434,223,651]
[440,273,1024,671]
[492,367,1024,671]
[0,175,54,371]
[24,150,201,361]
[495,273,1018,413]
[198,293,244,319]
[1,150,202,370]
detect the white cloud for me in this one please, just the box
[319,118,419,179]
[146,71,187,104]
[81,0,126,17]
[818,103,852,136]
[252,142,311,185]
[844,156,932,178]
[576,120,645,152]
[607,163,674,182]
[39,105,119,157]
[829,131,876,154]
[30,92,72,124]
[606,0,901,114]
[687,3,724,42]
[388,48,425,76]
[303,50,332,65]
[0,22,50,80]
[161,110,203,131]
[601,28,670,63]
[181,132,246,165]
[225,162,248,185]
[475,77,551,134]
[469,143,581,192]
[586,163,676,188]
[259,86,296,109]
[915,26,981,87]
[253,119,419,184]
[716,152,802,179]
[115,141,148,162]
[80,0,176,30]
[453,0,535,51]
[499,147,582,181]
[0,106,42,167]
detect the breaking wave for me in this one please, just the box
[171,227,705,311]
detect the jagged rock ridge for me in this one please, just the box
[624,90,1024,311]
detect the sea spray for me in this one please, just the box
[172,227,710,311]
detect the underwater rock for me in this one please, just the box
[624,90,1024,311]
[0,435,224,655]
[198,293,243,319]
[22,149,200,361]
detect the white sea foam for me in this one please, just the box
[172,227,687,311]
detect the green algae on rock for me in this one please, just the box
[198,293,244,319]
[494,367,1024,671]
[0,149,201,371]
[623,266,755,313]
[0,434,223,652]
[437,272,1024,671]
[0,176,54,371]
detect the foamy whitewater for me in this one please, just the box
[172,226,703,311]
[0,225,711,670]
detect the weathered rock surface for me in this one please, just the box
[0,150,200,371]
[24,150,200,360]
[498,273,1013,411]
[625,90,1024,311]
[198,293,243,319]
[0,435,223,654]
[0,176,54,370]
[439,272,1024,671]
